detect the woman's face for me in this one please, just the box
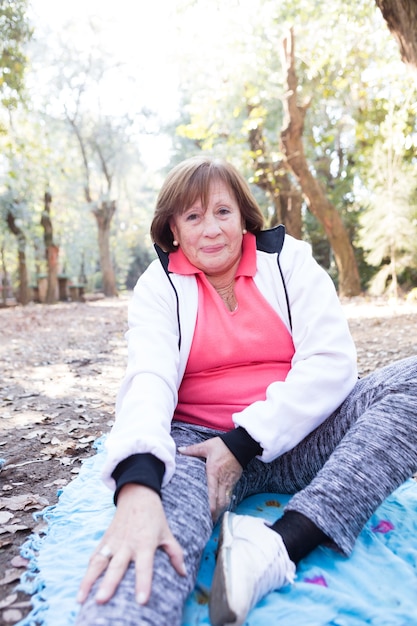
[170,179,244,279]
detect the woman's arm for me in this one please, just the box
[77,485,186,605]
[236,235,358,462]
[101,261,185,491]
[79,263,191,604]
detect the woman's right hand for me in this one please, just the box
[77,484,186,606]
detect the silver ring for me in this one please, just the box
[98,545,112,559]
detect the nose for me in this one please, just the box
[202,213,221,237]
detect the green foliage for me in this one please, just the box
[125,241,155,290]
[171,0,417,292]
[358,99,417,295]
[3,0,417,298]
[0,11,161,298]
[0,0,32,110]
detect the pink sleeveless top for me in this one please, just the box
[169,233,295,431]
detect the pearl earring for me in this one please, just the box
[173,240,179,247]
[242,228,247,235]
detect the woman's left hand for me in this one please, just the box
[179,437,242,522]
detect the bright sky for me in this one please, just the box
[28,0,261,112]
[27,0,264,168]
[29,0,180,116]
[27,0,188,169]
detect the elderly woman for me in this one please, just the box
[76,156,417,626]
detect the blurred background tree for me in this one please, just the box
[1,0,417,304]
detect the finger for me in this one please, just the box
[162,533,187,577]
[213,490,229,522]
[94,549,132,604]
[205,470,219,520]
[218,488,229,510]
[134,546,157,605]
[178,442,207,459]
[77,547,115,604]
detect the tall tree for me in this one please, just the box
[172,0,386,292]
[359,101,417,297]
[0,0,31,111]
[36,23,150,298]
[375,0,417,69]
[40,189,59,303]
[280,29,361,296]
[67,109,119,298]
[3,196,30,304]
[246,99,302,239]
[0,0,31,302]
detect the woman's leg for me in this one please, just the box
[238,356,417,555]
[76,424,213,626]
[210,357,417,626]
[284,356,417,554]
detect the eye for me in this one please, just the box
[218,206,231,215]
[185,212,199,221]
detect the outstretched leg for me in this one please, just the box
[211,356,417,626]
[285,355,417,554]
[76,424,213,626]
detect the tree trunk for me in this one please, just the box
[41,190,59,304]
[270,171,303,239]
[375,0,417,69]
[280,29,361,297]
[247,104,303,239]
[6,210,30,305]
[1,244,10,306]
[92,200,118,297]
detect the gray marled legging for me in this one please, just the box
[76,356,417,625]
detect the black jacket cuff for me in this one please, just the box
[219,427,263,469]
[111,453,165,505]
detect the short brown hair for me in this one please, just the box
[150,156,265,251]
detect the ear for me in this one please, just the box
[169,219,179,244]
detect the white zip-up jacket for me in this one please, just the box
[103,227,358,491]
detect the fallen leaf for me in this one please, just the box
[0,524,30,535]
[64,420,83,433]
[6,600,32,609]
[10,555,29,568]
[0,569,21,585]
[0,493,49,511]
[59,457,73,466]
[0,593,18,609]
[2,608,23,623]
[21,430,45,440]
[78,436,95,444]
[0,511,13,524]
[0,537,13,548]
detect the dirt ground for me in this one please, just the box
[1,294,417,625]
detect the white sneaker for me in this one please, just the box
[209,512,296,626]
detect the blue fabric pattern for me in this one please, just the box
[16,438,417,626]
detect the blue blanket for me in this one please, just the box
[17,439,417,626]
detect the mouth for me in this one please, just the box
[201,244,225,254]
